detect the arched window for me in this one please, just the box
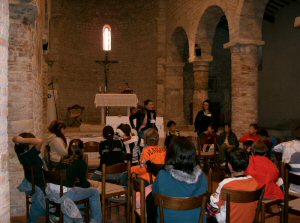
[102,24,111,51]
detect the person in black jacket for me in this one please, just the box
[130,99,157,147]
[194,99,214,137]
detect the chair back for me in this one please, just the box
[153,192,208,223]
[84,141,99,152]
[221,185,266,223]
[131,173,146,223]
[44,169,67,196]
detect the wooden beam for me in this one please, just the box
[295,17,300,28]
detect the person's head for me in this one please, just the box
[144,99,154,111]
[249,123,258,135]
[48,120,67,145]
[116,123,131,138]
[258,128,269,141]
[206,124,214,134]
[165,136,198,174]
[202,99,211,111]
[68,139,84,159]
[167,120,177,132]
[48,120,66,135]
[14,132,36,154]
[251,142,268,156]
[228,149,249,173]
[143,128,159,146]
[103,125,114,140]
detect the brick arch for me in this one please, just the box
[194,5,228,57]
[236,0,269,41]
[167,26,189,64]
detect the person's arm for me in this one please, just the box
[12,136,44,151]
[233,133,239,148]
[129,113,138,129]
[272,142,285,153]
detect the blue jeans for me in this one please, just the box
[64,187,102,223]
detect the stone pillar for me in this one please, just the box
[164,63,185,125]
[229,44,259,138]
[0,0,10,222]
[189,56,212,122]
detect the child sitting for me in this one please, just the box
[166,120,180,137]
[209,149,259,223]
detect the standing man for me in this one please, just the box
[129,99,157,147]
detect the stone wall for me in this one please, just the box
[8,0,46,216]
[49,0,159,123]
[0,0,10,221]
[258,3,300,130]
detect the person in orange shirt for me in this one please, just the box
[210,149,259,223]
[239,123,259,151]
[131,128,166,184]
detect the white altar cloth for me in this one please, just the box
[94,94,138,124]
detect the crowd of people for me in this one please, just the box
[12,98,300,223]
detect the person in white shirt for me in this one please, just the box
[273,126,300,193]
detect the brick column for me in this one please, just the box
[0,0,10,222]
[164,63,185,125]
[230,44,259,138]
[189,56,212,122]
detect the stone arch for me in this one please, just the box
[236,0,269,41]
[165,27,190,125]
[167,26,189,63]
[194,5,229,57]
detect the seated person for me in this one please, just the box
[13,133,45,222]
[210,149,259,223]
[202,124,218,144]
[131,128,166,184]
[273,126,300,194]
[91,125,126,183]
[246,142,284,200]
[239,123,259,151]
[218,123,239,165]
[116,123,140,166]
[42,120,68,169]
[152,136,208,223]
[47,138,102,223]
[166,120,180,137]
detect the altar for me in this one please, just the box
[94,93,138,124]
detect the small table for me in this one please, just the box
[94,93,138,125]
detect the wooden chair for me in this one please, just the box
[199,143,218,171]
[153,192,208,223]
[84,141,100,172]
[67,104,85,126]
[44,169,90,223]
[283,163,300,223]
[221,185,266,223]
[101,161,131,223]
[23,165,35,220]
[131,173,146,223]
